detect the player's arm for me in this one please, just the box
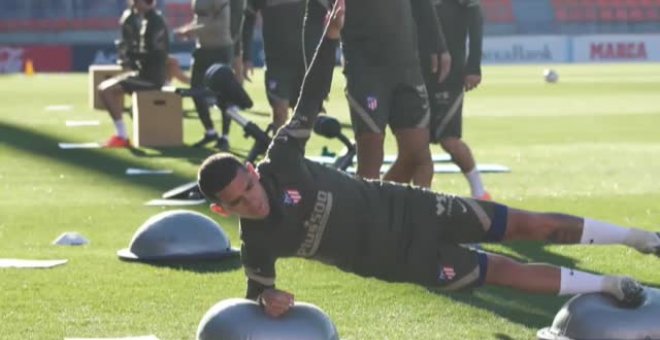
[465,2,483,76]
[411,0,450,83]
[464,2,484,91]
[242,239,294,317]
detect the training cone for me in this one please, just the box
[24,59,35,76]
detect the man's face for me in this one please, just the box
[133,0,154,13]
[214,165,270,220]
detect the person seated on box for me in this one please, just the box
[99,0,169,148]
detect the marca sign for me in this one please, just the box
[573,34,660,62]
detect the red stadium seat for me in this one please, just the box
[482,0,515,23]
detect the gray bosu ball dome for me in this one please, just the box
[196,298,339,340]
[537,288,660,340]
[117,210,239,262]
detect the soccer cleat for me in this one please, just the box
[192,133,218,148]
[633,232,660,257]
[611,277,646,308]
[103,135,130,148]
[216,135,230,151]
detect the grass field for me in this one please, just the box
[1,63,660,339]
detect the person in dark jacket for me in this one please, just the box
[99,0,169,148]
[197,2,652,318]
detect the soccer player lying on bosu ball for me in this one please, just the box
[197,0,657,318]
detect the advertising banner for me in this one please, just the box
[482,35,568,64]
[0,45,71,73]
[572,34,660,62]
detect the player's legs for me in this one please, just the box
[430,87,488,199]
[385,127,433,187]
[345,68,390,181]
[264,64,297,129]
[166,55,190,85]
[504,208,660,255]
[387,68,434,187]
[271,100,290,129]
[98,73,154,146]
[98,78,125,121]
[483,252,645,306]
[354,132,385,180]
[191,48,216,133]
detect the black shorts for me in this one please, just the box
[344,64,430,135]
[419,52,466,142]
[406,192,507,291]
[191,46,234,89]
[428,87,464,142]
[100,71,160,93]
[264,61,305,108]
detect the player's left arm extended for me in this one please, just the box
[465,3,484,76]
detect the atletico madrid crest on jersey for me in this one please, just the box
[366,96,378,111]
[438,265,456,282]
[283,189,301,206]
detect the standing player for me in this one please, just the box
[242,0,311,129]
[197,2,655,318]
[99,0,169,148]
[304,0,449,188]
[175,0,246,151]
[421,0,490,199]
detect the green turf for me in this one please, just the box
[1,63,660,339]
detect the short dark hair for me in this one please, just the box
[197,153,245,203]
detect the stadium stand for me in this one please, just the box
[0,0,658,40]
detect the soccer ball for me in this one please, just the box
[543,69,559,83]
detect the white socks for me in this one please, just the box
[464,167,486,198]
[558,267,605,295]
[581,218,660,253]
[113,119,128,139]
[205,129,217,136]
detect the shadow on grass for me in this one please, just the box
[146,256,242,274]
[0,120,210,194]
[119,256,242,274]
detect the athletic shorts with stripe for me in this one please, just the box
[344,64,430,134]
[419,53,465,142]
[264,61,306,109]
[102,71,161,94]
[429,194,507,291]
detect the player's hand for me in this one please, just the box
[464,74,481,91]
[260,288,295,318]
[243,60,254,82]
[437,52,452,83]
[173,24,193,40]
[325,0,345,39]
